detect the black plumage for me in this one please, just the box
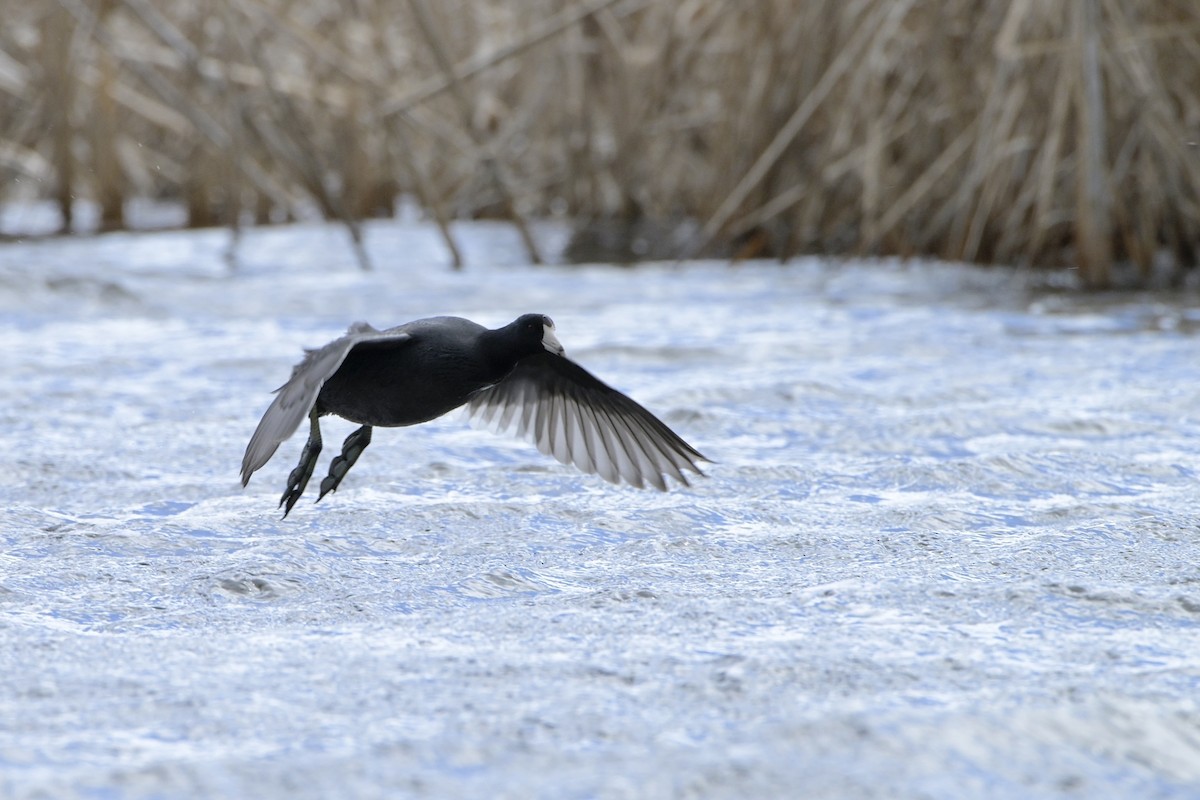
[241,314,707,515]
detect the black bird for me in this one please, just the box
[241,314,708,516]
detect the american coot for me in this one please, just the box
[241,314,708,516]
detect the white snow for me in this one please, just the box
[1,218,1199,799]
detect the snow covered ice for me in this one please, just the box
[2,219,1200,798]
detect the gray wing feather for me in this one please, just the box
[240,323,411,485]
[466,354,707,491]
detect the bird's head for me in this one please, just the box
[515,313,564,357]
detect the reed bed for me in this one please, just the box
[1,0,1198,286]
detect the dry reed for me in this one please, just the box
[1,0,1198,286]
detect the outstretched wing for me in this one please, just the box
[466,352,707,491]
[240,323,411,485]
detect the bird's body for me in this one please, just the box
[241,314,707,515]
[316,317,506,427]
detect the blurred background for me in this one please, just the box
[1,0,1199,287]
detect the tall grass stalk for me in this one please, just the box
[0,0,1197,286]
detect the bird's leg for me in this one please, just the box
[317,425,373,502]
[280,409,323,518]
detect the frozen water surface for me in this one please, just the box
[1,220,1199,799]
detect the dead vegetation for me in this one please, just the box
[1,0,1198,286]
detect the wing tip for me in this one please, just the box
[239,455,260,488]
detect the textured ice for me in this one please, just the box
[2,219,1200,799]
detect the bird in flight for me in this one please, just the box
[241,314,708,516]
